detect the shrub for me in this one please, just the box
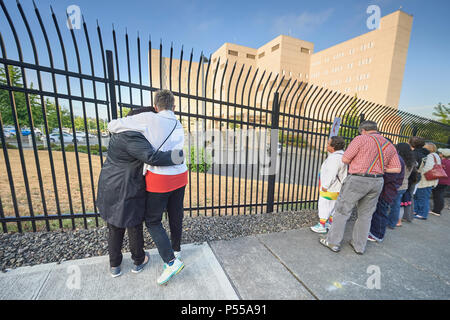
[187,146,211,173]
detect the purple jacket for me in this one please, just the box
[380,156,405,204]
[439,158,450,185]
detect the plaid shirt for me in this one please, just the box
[343,133,401,175]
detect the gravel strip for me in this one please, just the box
[0,210,323,272]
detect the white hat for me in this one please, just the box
[437,148,450,158]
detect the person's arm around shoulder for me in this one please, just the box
[125,133,183,166]
[108,112,156,133]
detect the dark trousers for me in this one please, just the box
[369,198,392,241]
[145,186,186,264]
[432,184,448,214]
[107,223,145,267]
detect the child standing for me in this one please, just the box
[311,136,348,234]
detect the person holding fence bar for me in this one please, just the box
[319,121,401,255]
[310,136,348,234]
[97,109,183,278]
[108,89,187,285]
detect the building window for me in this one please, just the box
[228,50,238,56]
[246,53,256,59]
[271,44,280,52]
[301,47,310,54]
[258,52,265,59]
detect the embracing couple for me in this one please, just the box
[96,89,188,285]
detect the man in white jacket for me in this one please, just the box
[108,90,187,285]
[311,136,348,234]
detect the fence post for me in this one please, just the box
[266,92,280,214]
[106,50,118,120]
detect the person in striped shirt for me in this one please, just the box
[319,121,401,255]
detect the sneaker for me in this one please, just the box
[429,211,441,217]
[157,258,185,285]
[414,214,427,220]
[325,222,332,231]
[368,233,383,243]
[132,252,150,274]
[310,223,328,234]
[319,237,340,252]
[174,251,181,260]
[110,266,122,278]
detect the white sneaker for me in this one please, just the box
[310,223,328,234]
[174,251,181,260]
[157,258,184,285]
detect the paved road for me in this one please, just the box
[1,205,449,300]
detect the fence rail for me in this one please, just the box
[0,0,449,233]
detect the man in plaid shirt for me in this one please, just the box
[319,121,401,254]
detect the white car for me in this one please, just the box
[49,132,81,143]
[3,129,12,138]
[75,131,96,139]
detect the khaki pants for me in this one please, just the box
[326,175,384,253]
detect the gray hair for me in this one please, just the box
[358,120,378,133]
[154,89,175,111]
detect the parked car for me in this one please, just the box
[49,132,81,143]
[20,128,31,136]
[34,128,42,136]
[75,131,96,140]
[2,129,12,138]
[3,125,16,136]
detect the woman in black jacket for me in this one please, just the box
[97,110,183,277]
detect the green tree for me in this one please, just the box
[432,102,450,125]
[0,65,41,128]
[339,93,360,142]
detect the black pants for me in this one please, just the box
[144,186,185,263]
[432,184,448,214]
[107,223,145,267]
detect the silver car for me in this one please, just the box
[49,132,81,143]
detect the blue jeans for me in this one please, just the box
[369,198,391,241]
[387,189,406,228]
[414,187,433,219]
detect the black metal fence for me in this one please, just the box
[1,1,449,233]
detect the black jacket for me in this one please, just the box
[97,131,182,228]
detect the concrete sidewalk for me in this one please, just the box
[1,210,449,300]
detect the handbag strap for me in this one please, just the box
[148,120,178,163]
